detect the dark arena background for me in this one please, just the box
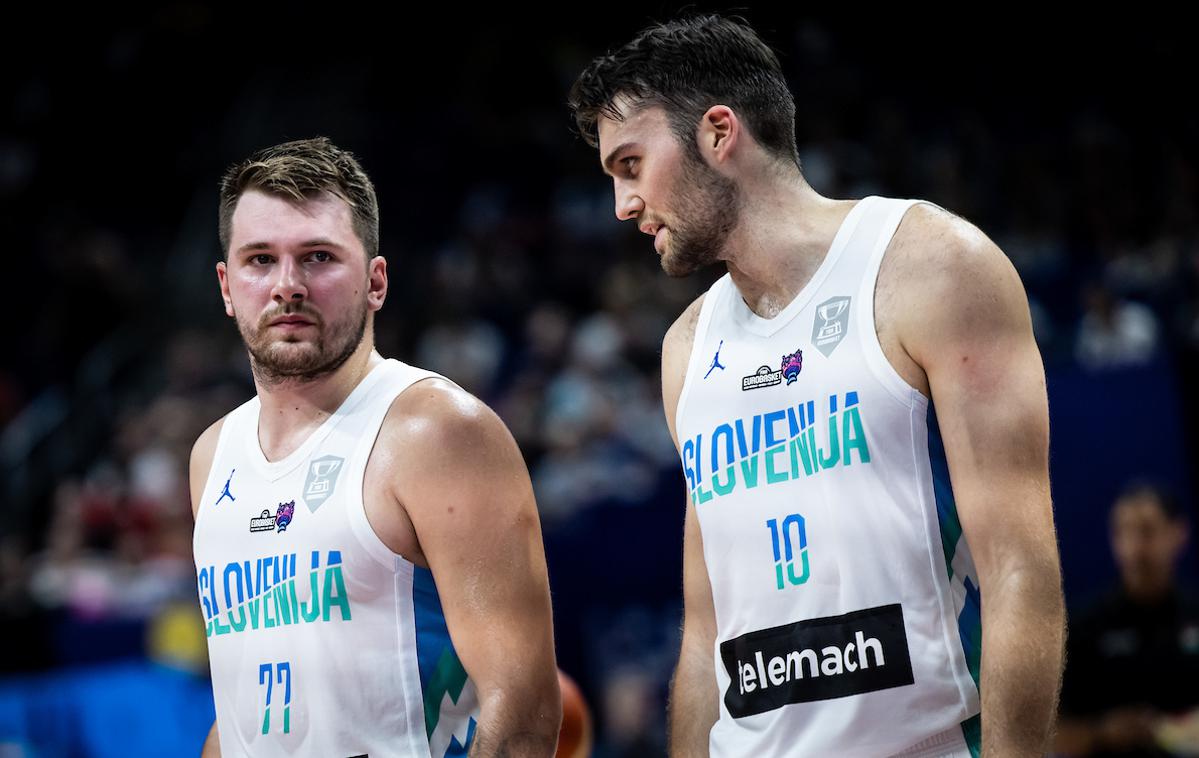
[1,4,1195,756]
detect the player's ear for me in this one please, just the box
[367,255,388,311]
[698,105,738,164]
[216,260,235,317]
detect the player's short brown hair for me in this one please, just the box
[218,137,379,258]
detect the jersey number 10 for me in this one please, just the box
[767,515,810,590]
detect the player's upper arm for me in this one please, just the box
[190,418,226,520]
[897,207,1056,580]
[383,380,557,700]
[662,295,718,642]
[662,294,705,448]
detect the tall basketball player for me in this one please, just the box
[571,15,1064,758]
[191,138,560,757]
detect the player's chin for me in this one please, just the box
[659,251,697,278]
[265,330,321,346]
[263,341,321,364]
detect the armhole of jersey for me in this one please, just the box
[344,371,443,573]
[856,199,930,410]
[192,407,242,533]
[673,276,726,437]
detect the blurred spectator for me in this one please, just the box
[415,316,506,397]
[1075,284,1161,370]
[1102,239,1184,308]
[1056,483,1199,757]
[597,668,661,758]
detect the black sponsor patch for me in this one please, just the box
[720,603,914,718]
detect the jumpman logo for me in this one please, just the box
[704,340,727,379]
[215,469,236,507]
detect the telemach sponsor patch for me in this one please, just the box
[719,603,914,718]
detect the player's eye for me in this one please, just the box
[623,157,639,173]
[251,254,273,265]
[310,251,333,262]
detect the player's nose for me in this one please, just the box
[270,256,307,302]
[614,182,644,222]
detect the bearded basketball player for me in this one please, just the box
[571,15,1064,758]
[191,138,560,757]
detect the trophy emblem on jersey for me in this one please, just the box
[812,296,852,357]
[303,455,344,512]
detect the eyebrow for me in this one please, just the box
[601,142,637,176]
[235,238,346,254]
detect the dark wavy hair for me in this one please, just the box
[569,14,800,168]
[1114,480,1187,522]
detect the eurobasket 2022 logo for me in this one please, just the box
[742,347,803,391]
[249,500,296,534]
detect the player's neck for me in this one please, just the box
[723,179,855,320]
[253,340,383,462]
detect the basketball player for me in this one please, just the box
[190,138,560,757]
[570,16,1064,757]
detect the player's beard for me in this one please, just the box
[660,148,742,278]
[238,300,368,387]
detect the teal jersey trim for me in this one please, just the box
[927,403,982,692]
[413,566,475,756]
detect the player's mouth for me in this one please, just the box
[653,226,667,254]
[268,316,316,331]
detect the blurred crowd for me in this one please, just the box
[1,9,1196,756]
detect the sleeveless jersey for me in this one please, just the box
[676,196,982,758]
[193,359,479,757]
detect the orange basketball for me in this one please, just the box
[555,668,593,758]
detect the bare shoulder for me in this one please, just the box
[887,203,1014,286]
[882,203,1030,365]
[361,378,518,565]
[663,293,707,357]
[366,376,534,570]
[189,416,227,520]
[386,375,502,439]
[661,293,707,446]
[376,377,520,477]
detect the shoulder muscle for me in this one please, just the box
[888,203,1033,370]
[379,377,528,512]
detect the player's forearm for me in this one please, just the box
[668,632,719,758]
[469,681,561,758]
[979,562,1066,757]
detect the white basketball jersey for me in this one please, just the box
[676,197,982,758]
[193,359,480,758]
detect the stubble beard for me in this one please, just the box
[660,149,742,278]
[238,301,368,388]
